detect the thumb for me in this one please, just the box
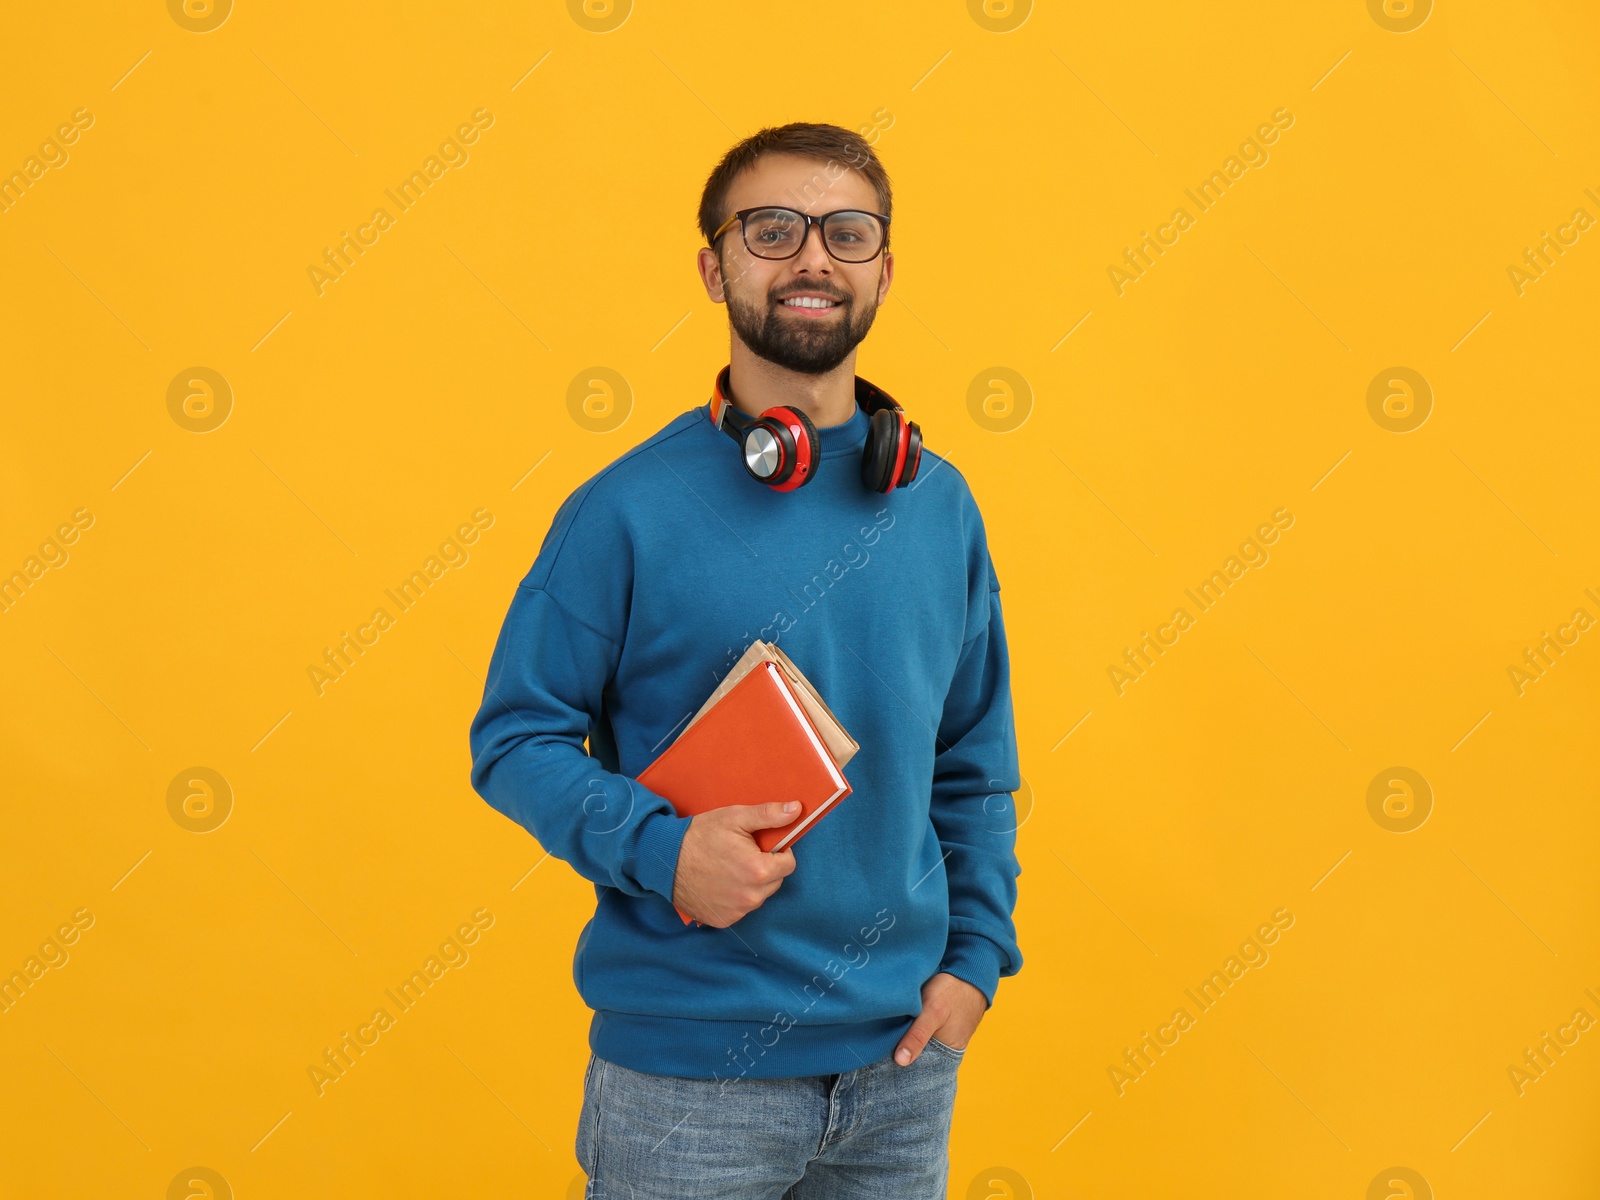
[735,800,801,831]
[894,1014,938,1066]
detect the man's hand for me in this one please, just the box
[893,972,988,1065]
[671,801,799,928]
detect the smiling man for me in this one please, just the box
[469,122,1022,1198]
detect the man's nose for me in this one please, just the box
[793,221,833,269]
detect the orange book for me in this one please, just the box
[637,660,852,926]
[686,640,858,770]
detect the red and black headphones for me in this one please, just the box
[707,364,922,494]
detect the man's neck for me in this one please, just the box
[726,344,859,429]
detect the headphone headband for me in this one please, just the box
[710,365,903,431]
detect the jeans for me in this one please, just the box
[575,1037,965,1199]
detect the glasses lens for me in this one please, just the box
[822,211,884,261]
[744,209,805,258]
[741,209,884,260]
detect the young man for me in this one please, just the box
[468,122,1022,1198]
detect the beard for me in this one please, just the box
[724,271,881,375]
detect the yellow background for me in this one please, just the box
[2,1,1597,1196]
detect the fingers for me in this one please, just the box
[684,816,801,928]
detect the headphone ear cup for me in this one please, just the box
[860,407,901,493]
[751,405,820,490]
[899,420,922,486]
[786,405,820,468]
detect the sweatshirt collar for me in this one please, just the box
[817,403,870,457]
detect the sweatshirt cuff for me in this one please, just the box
[629,807,693,904]
[937,931,1006,1010]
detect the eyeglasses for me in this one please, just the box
[710,207,890,263]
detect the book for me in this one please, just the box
[687,640,859,770]
[637,654,853,926]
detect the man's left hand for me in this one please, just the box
[893,972,987,1066]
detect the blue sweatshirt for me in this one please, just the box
[467,377,1022,1080]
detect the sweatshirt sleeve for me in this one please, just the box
[929,509,1023,1009]
[467,483,693,904]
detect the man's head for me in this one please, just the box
[696,123,894,376]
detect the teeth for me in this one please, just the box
[782,297,838,309]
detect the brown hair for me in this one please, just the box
[696,122,893,252]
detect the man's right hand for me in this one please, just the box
[671,801,800,928]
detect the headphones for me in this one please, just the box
[707,364,922,494]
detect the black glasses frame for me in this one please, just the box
[710,207,891,263]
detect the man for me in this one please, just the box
[468,121,1022,1198]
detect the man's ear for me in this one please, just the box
[697,246,728,304]
[876,249,894,305]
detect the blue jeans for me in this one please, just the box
[575,1037,965,1199]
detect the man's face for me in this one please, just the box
[700,153,893,375]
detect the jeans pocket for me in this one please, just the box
[927,1036,966,1060]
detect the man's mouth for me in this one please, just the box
[778,295,844,316]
